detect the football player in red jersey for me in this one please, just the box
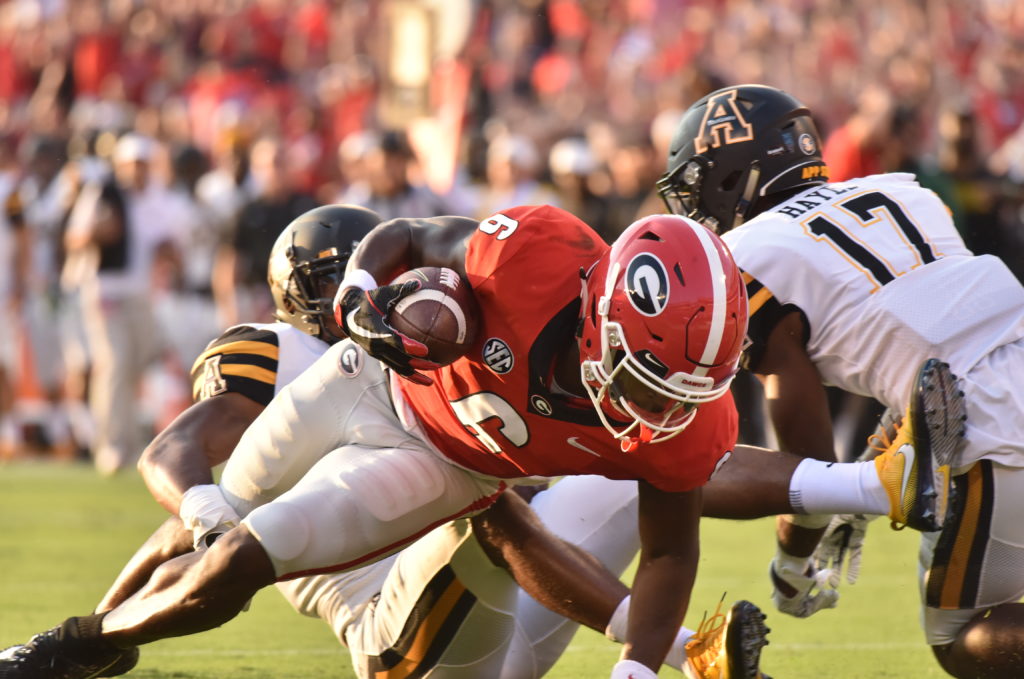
[0,207,750,679]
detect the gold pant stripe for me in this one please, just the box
[375,579,468,678]
[928,461,995,610]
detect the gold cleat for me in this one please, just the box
[683,598,771,679]
[873,359,967,532]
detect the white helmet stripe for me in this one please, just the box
[685,220,728,377]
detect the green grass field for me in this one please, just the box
[0,461,945,677]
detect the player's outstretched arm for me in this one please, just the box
[617,481,702,677]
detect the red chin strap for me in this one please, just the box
[619,424,653,453]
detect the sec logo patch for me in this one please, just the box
[339,344,363,378]
[483,338,514,374]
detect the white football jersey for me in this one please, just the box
[723,173,1024,412]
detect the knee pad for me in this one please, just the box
[243,501,312,566]
[344,448,446,522]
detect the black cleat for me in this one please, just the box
[0,626,138,679]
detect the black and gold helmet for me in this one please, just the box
[268,204,381,341]
[657,84,828,233]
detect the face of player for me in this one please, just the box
[315,276,347,343]
[604,355,699,431]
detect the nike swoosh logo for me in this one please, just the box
[567,437,602,458]
[346,309,391,339]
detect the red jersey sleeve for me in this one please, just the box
[465,205,605,294]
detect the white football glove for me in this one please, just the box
[178,484,241,551]
[813,513,875,587]
[769,556,839,618]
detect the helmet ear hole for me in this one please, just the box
[720,170,743,192]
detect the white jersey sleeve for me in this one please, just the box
[723,173,1024,411]
[189,321,328,405]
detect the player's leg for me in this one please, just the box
[96,343,398,616]
[0,365,14,459]
[94,516,194,613]
[331,519,519,679]
[703,359,965,531]
[217,340,415,515]
[105,440,501,647]
[82,295,134,474]
[0,526,275,679]
[922,461,1024,678]
[0,432,504,678]
[932,604,1024,678]
[321,481,633,679]
[923,338,1024,677]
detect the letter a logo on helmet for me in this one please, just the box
[625,253,669,316]
[693,89,754,154]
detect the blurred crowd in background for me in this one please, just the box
[0,0,1022,473]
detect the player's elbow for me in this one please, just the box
[137,437,168,484]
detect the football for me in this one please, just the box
[387,267,480,367]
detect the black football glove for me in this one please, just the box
[335,281,440,385]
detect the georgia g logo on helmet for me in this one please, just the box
[693,89,754,154]
[625,253,669,316]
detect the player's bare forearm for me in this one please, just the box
[756,311,836,462]
[345,216,477,282]
[94,516,193,614]
[138,394,262,515]
[624,482,701,671]
[471,490,629,633]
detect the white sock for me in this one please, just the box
[663,626,695,671]
[788,458,889,515]
[606,595,694,672]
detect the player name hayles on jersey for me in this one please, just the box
[773,183,859,219]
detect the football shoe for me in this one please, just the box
[873,358,966,532]
[0,626,138,679]
[683,598,771,679]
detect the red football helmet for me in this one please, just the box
[578,214,748,449]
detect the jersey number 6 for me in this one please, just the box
[449,392,529,454]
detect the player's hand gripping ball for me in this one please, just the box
[387,267,480,366]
